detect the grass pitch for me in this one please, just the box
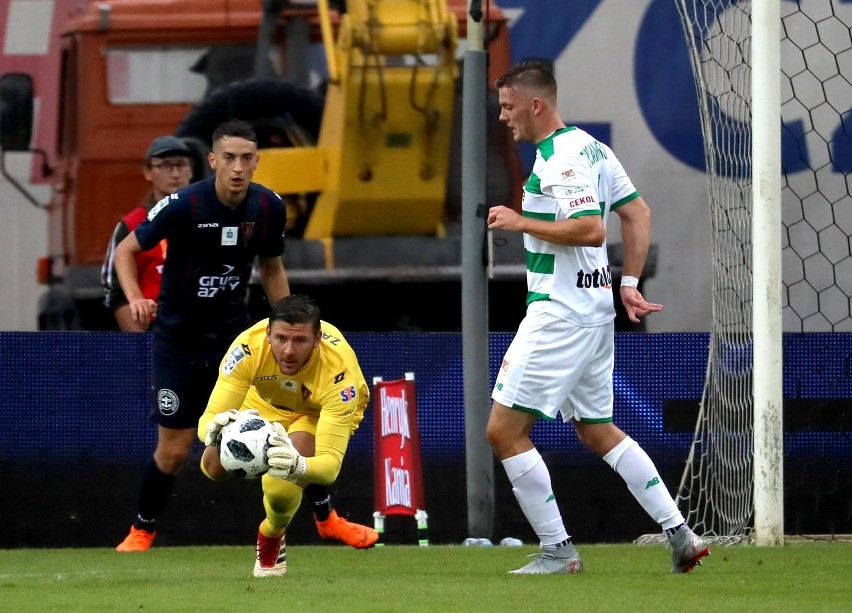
[1,541,850,612]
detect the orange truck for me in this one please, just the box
[0,0,521,330]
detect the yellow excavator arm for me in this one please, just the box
[252,0,458,240]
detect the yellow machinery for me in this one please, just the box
[252,0,458,244]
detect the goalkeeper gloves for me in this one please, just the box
[203,408,259,446]
[267,422,307,481]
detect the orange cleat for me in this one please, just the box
[116,526,156,552]
[315,510,379,549]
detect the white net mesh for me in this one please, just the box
[651,0,852,545]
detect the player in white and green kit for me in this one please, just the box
[486,61,709,575]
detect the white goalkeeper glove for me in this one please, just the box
[203,408,259,446]
[267,422,307,481]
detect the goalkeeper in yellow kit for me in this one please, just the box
[197,294,375,577]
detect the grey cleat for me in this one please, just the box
[669,525,710,573]
[508,542,584,575]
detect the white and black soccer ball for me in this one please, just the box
[218,412,277,479]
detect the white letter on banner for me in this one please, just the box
[380,386,411,448]
[384,457,412,508]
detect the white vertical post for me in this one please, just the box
[751,0,784,547]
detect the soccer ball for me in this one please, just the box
[218,412,277,479]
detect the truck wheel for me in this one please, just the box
[175,78,324,234]
[174,78,324,148]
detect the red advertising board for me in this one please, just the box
[373,373,425,516]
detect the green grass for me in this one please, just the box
[1,542,851,612]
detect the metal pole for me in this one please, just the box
[461,0,493,539]
[751,0,784,547]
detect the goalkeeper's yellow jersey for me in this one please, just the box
[198,318,369,485]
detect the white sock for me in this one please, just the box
[603,437,684,530]
[502,448,569,546]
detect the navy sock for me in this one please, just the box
[304,483,333,521]
[133,457,175,531]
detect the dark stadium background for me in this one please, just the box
[1,332,849,547]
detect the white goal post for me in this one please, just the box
[750,0,783,548]
[660,0,852,546]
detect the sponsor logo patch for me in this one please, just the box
[148,195,171,220]
[221,227,238,246]
[222,345,247,375]
[567,195,596,208]
[552,183,590,198]
[575,265,613,289]
[198,264,240,297]
[339,385,357,402]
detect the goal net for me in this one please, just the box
[659,0,852,545]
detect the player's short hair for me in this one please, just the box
[269,294,321,335]
[212,119,257,145]
[495,60,557,98]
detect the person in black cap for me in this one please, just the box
[101,135,193,331]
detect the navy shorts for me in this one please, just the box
[150,338,229,429]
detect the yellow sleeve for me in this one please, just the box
[302,377,368,485]
[304,416,352,485]
[196,341,256,443]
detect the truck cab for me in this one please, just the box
[1,0,532,331]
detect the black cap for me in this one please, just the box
[146,135,191,159]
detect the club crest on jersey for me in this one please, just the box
[241,222,255,244]
[222,227,238,246]
[158,389,179,415]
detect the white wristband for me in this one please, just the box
[620,275,639,288]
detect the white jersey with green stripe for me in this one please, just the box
[522,126,639,326]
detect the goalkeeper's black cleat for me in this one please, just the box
[669,525,710,573]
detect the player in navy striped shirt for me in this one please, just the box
[112,119,289,552]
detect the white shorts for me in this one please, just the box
[492,307,614,423]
